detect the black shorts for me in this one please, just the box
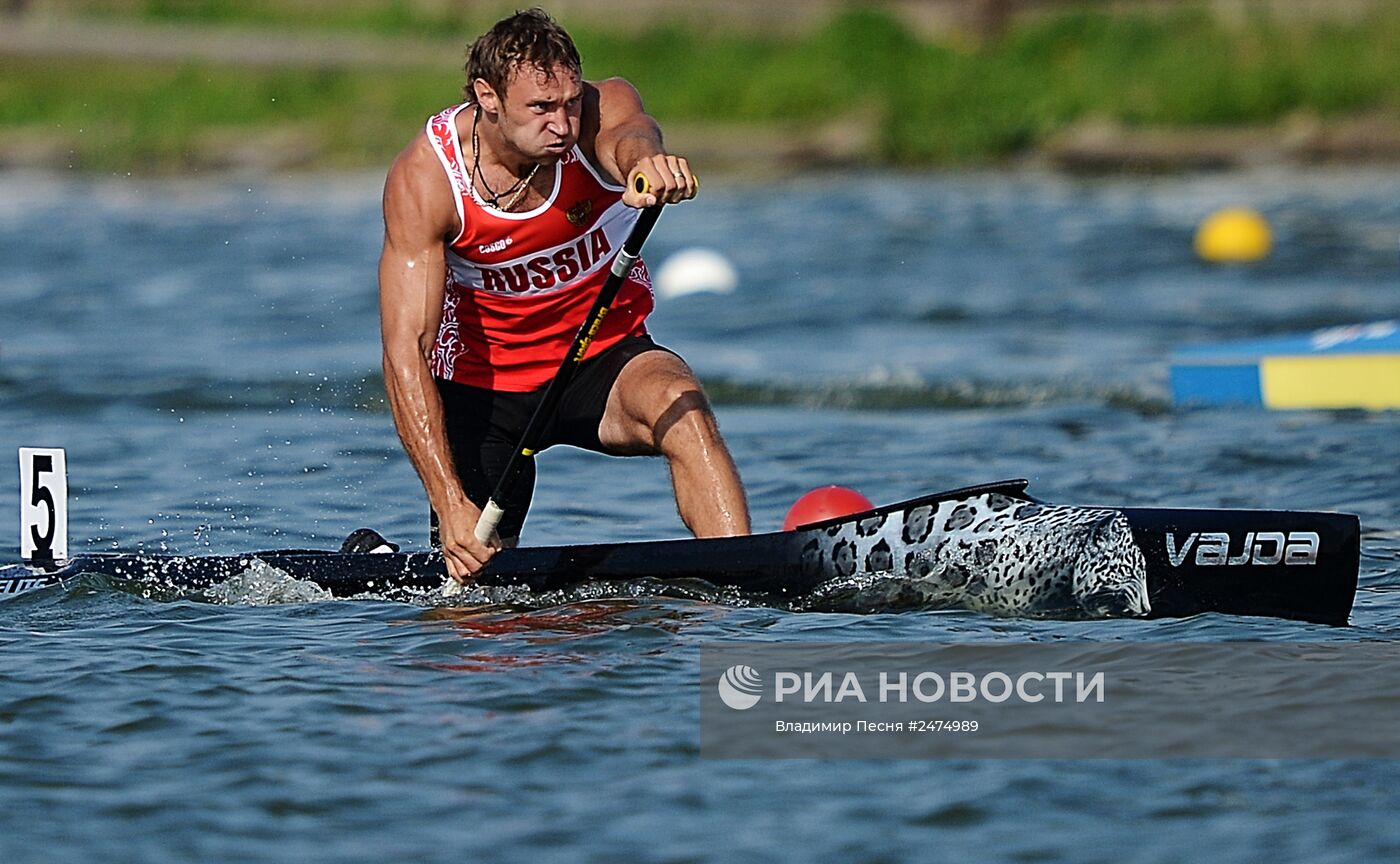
[433,334,676,543]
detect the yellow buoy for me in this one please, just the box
[1195,207,1272,263]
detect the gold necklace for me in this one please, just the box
[470,106,540,212]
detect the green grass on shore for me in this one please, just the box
[4,5,1399,171]
[73,0,487,37]
[0,59,451,171]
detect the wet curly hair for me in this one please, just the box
[464,8,583,102]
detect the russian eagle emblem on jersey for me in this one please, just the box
[565,199,594,227]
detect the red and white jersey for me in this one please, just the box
[425,102,654,392]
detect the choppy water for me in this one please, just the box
[2,167,1399,863]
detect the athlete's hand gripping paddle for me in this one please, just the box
[443,176,664,596]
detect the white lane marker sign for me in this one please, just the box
[19,447,67,562]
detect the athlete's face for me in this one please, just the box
[479,63,583,162]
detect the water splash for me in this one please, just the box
[199,560,334,605]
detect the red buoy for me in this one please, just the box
[783,486,876,531]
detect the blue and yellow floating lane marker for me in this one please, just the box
[1170,321,1400,411]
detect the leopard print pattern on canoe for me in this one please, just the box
[796,492,1150,618]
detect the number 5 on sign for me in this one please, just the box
[19,448,67,562]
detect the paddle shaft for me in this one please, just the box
[474,199,663,544]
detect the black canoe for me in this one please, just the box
[0,480,1360,624]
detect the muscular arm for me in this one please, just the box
[591,78,697,206]
[378,134,493,579]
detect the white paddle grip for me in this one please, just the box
[443,499,506,598]
[475,500,505,545]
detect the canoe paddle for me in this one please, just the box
[443,174,667,595]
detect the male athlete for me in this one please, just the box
[378,9,750,583]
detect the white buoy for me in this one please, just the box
[654,247,739,299]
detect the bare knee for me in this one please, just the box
[600,352,723,455]
[653,381,719,455]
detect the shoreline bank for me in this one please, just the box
[6,114,1396,177]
